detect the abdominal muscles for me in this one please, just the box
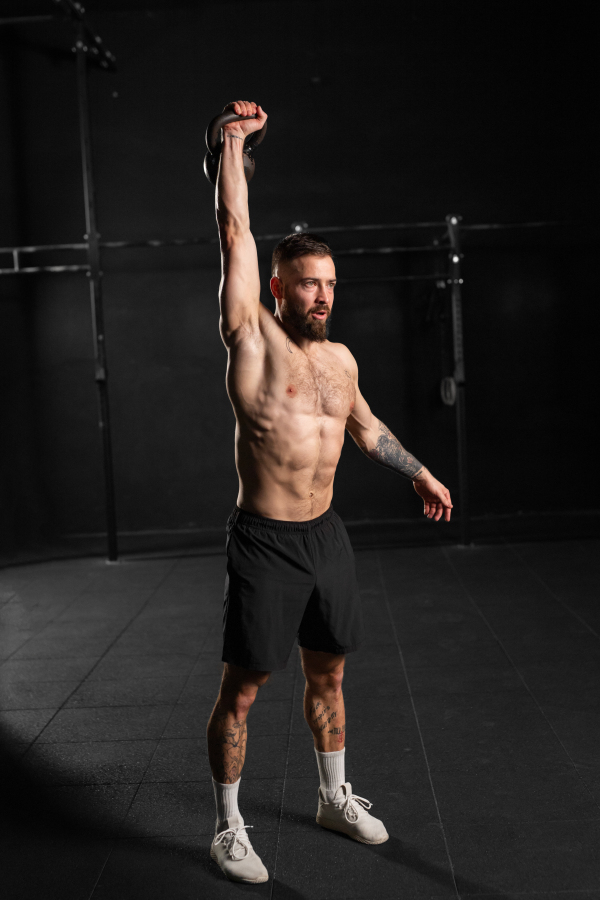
[234,409,345,519]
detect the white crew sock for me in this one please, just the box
[212,777,243,833]
[315,747,346,802]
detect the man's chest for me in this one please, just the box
[281,350,355,419]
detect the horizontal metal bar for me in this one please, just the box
[0,242,88,254]
[334,244,448,257]
[101,237,215,249]
[306,221,447,234]
[336,273,448,284]
[461,221,558,231]
[0,220,559,259]
[0,15,56,25]
[0,264,90,274]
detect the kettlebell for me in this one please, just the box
[204,111,267,185]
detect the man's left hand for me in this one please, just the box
[412,471,453,522]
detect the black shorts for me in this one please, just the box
[222,505,364,671]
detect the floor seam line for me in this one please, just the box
[441,545,600,818]
[269,646,301,898]
[507,542,600,640]
[375,545,461,900]
[87,556,225,896]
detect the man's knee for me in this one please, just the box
[302,650,345,697]
[219,663,271,717]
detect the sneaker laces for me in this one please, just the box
[340,791,373,823]
[214,824,254,860]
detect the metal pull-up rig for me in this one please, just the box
[0,5,556,559]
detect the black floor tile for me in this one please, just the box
[408,662,524,695]
[1,541,598,898]
[576,765,600,806]
[186,650,227,677]
[142,737,211,783]
[242,698,296,737]
[528,701,600,768]
[414,693,570,770]
[36,704,174,743]
[0,627,36,658]
[22,739,158,784]
[446,818,600,894]
[87,653,197,681]
[124,777,283,836]
[397,633,508,669]
[498,633,600,665]
[91,832,275,900]
[240,734,291,780]
[0,656,100,682]
[273,823,455,898]
[285,727,426,781]
[42,782,138,833]
[0,679,81,710]
[0,828,113,900]
[280,773,439,833]
[1,707,59,742]
[65,675,188,708]
[431,759,600,824]
[177,671,224,702]
[161,698,221,738]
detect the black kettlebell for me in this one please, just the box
[203,111,268,185]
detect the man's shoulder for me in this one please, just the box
[326,341,357,371]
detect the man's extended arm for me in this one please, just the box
[344,352,453,521]
[361,418,424,480]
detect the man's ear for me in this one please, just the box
[270,275,283,301]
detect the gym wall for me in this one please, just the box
[0,0,597,552]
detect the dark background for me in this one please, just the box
[0,0,597,556]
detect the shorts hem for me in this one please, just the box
[297,640,363,656]
[221,652,290,672]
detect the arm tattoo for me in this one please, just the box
[366,419,424,480]
[227,133,244,141]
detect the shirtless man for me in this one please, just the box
[207,100,453,884]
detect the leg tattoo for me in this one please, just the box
[304,685,346,752]
[207,704,248,784]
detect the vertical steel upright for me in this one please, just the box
[446,215,470,546]
[75,25,118,561]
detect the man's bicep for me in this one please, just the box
[219,231,261,340]
[344,354,377,447]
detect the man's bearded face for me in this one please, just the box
[275,255,336,343]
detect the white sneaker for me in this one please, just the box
[210,817,269,883]
[316,782,389,844]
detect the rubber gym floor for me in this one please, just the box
[1,535,599,900]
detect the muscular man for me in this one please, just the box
[207,101,452,884]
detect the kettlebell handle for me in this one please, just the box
[205,111,268,155]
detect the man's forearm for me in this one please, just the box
[358,418,425,480]
[216,132,250,237]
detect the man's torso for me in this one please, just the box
[224,304,355,521]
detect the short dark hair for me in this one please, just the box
[271,232,333,277]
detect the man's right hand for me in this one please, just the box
[222,101,267,141]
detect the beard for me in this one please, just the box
[280,299,332,343]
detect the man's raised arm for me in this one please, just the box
[215,100,267,346]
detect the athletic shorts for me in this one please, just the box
[222,504,364,671]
